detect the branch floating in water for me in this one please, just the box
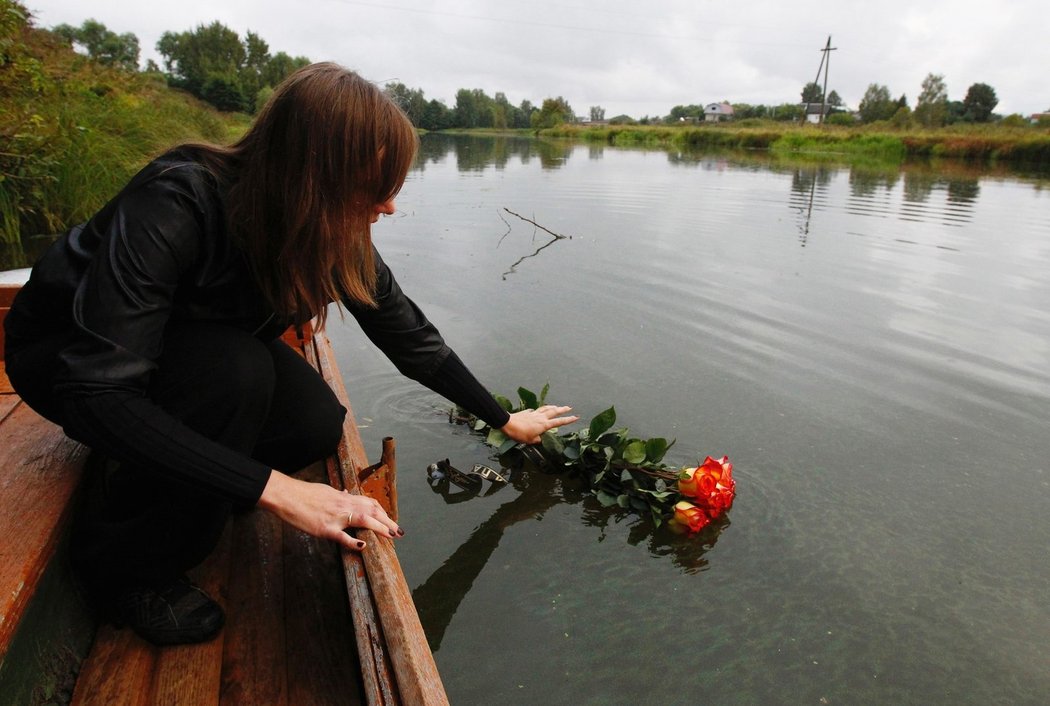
[503,207,571,240]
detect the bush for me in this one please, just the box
[825,113,856,126]
[0,4,231,258]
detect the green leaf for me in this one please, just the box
[472,419,488,432]
[588,406,616,439]
[518,387,538,410]
[645,438,669,463]
[596,490,618,507]
[564,444,580,461]
[620,469,633,483]
[486,428,508,447]
[493,394,514,412]
[624,441,646,464]
[616,494,629,508]
[498,438,518,455]
[539,381,550,405]
[541,431,565,456]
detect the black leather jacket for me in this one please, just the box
[4,149,508,503]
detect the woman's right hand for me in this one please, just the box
[257,469,403,551]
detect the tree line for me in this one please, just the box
[53,17,1037,129]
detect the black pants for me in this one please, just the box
[15,323,346,598]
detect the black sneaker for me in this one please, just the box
[117,576,225,646]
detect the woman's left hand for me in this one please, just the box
[501,405,579,445]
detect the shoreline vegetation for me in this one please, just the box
[538,123,1050,165]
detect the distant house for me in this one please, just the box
[704,103,734,122]
[801,103,833,124]
[1031,112,1050,124]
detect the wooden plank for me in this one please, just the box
[150,523,233,706]
[283,463,365,706]
[220,510,288,706]
[305,333,399,705]
[0,361,14,395]
[0,404,89,658]
[70,626,156,706]
[0,393,19,422]
[312,333,449,706]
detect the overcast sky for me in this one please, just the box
[23,0,1050,118]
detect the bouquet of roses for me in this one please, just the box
[450,385,736,537]
[670,456,735,534]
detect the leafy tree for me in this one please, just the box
[889,105,912,128]
[962,82,997,123]
[589,105,605,122]
[801,81,823,104]
[531,96,574,128]
[492,92,511,129]
[157,21,246,99]
[422,99,452,130]
[858,83,896,123]
[771,103,803,121]
[157,23,309,113]
[914,73,948,127]
[201,74,246,112]
[53,18,139,70]
[946,100,966,125]
[514,99,535,128]
[667,104,703,122]
[262,51,310,88]
[827,90,843,108]
[239,31,269,111]
[453,88,496,128]
[385,82,427,126]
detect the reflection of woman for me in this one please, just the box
[3,63,576,646]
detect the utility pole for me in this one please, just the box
[818,36,837,125]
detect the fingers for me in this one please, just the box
[335,531,367,552]
[341,493,403,541]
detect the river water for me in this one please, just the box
[327,134,1050,705]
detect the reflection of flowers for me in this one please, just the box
[671,501,711,534]
[671,456,735,535]
[452,390,737,543]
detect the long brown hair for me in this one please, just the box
[197,63,418,328]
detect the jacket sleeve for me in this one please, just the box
[53,168,273,504]
[345,248,510,429]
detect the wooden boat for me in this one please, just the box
[0,273,448,705]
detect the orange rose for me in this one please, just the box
[677,466,700,498]
[699,455,732,483]
[692,456,735,520]
[673,501,711,534]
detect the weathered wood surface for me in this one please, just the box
[0,402,89,658]
[312,332,450,706]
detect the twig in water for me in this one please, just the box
[503,207,570,240]
[496,208,512,247]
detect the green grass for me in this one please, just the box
[0,8,239,252]
[539,122,1050,167]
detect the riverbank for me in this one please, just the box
[538,123,1050,166]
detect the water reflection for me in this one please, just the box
[789,167,833,246]
[414,133,574,173]
[498,207,570,279]
[414,453,727,650]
